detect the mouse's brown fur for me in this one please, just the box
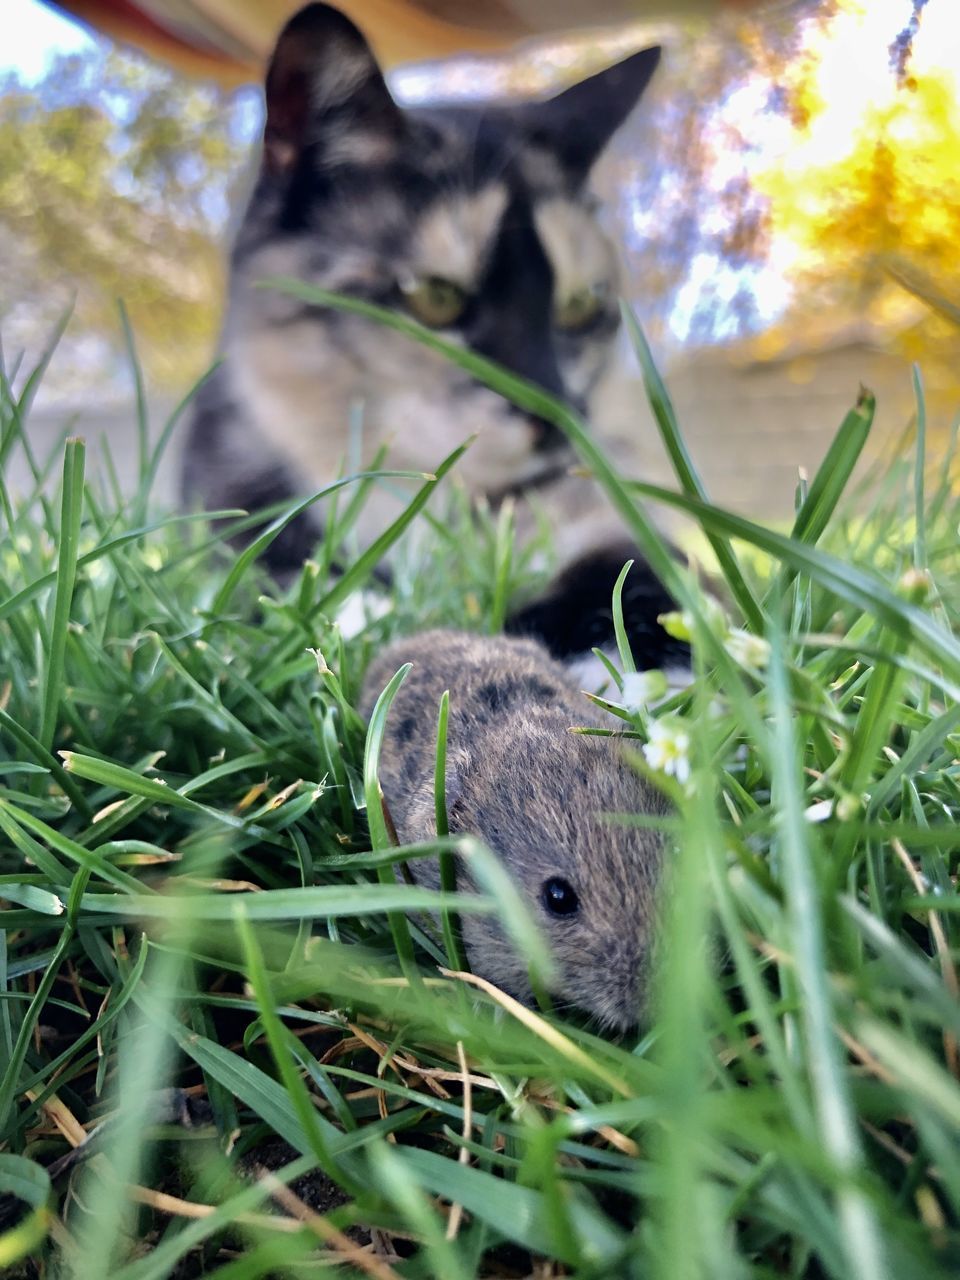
[361,630,667,1030]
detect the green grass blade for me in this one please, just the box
[234,906,363,1196]
[629,481,960,678]
[312,440,471,621]
[912,364,927,569]
[788,387,875,548]
[0,1154,52,1267]
[118,299,150,524]
[0,915,74,1133]
[0,707,91,817]
[399,1145,626,1266]
[38,438,85,752]
[363,662,417,975]
[612,558,637,673]
[489,494,515,633]
[7,302,73,433]
[108,1153,318,1280]
[767,618,888,1280]
[433,688,466,972]
[211,468,422,615]
[140,360,221,508]
[76,882,494,922]
[0,509,244,625]
[370,1141,471,1280]
[886,261,960,329]
[621,301,763,629]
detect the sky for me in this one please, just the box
[1,0,94,82]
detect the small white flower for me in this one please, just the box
[725,628,771,674]
[621,669,668,713]
[308,647,331,675]
[803,799,833,824]
[335,588,392,639]
[642,715,692,785]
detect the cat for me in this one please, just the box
[182,2,688,674]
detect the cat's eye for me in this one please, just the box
[541,876,580,917]
[554,283,608,333]
[400,275,468,328]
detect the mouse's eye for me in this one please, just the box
[541,876,580,917]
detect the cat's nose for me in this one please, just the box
[506,402,575,455]
[529,415,569,454]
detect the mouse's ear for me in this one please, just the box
[263,3,403,176]
[403,747,470,842]
[440,747,470,821]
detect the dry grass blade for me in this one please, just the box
[440,970,631,1098]
[444,1040,472,1242]
[259,1173,403,1278]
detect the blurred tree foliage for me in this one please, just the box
[0,0,953,396]
[0,5,828,390]
[754,49,960,386]
[598,13,789,345]
[0,45,253,387]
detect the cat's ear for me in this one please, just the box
[263,3,402,175]
[515,46,661,184]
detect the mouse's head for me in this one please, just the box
[445,712,668,1031]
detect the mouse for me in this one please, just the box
[360,630,668,1030]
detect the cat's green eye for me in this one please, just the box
[554,283,608,333]
[400,275,468,328]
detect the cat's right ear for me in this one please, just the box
[263,3,402,175]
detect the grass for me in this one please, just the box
[0,300,958,1280]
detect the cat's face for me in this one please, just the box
[227,3,660,519]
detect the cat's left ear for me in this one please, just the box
[515,46,661,184]
[263,3,402,175]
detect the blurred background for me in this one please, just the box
[1,0,956,519]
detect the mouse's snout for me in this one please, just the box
[592,952,647,1033]
[550,919,653,1032]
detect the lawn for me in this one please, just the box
[1,299,958,1279]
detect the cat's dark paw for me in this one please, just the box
[505,542,690,673]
